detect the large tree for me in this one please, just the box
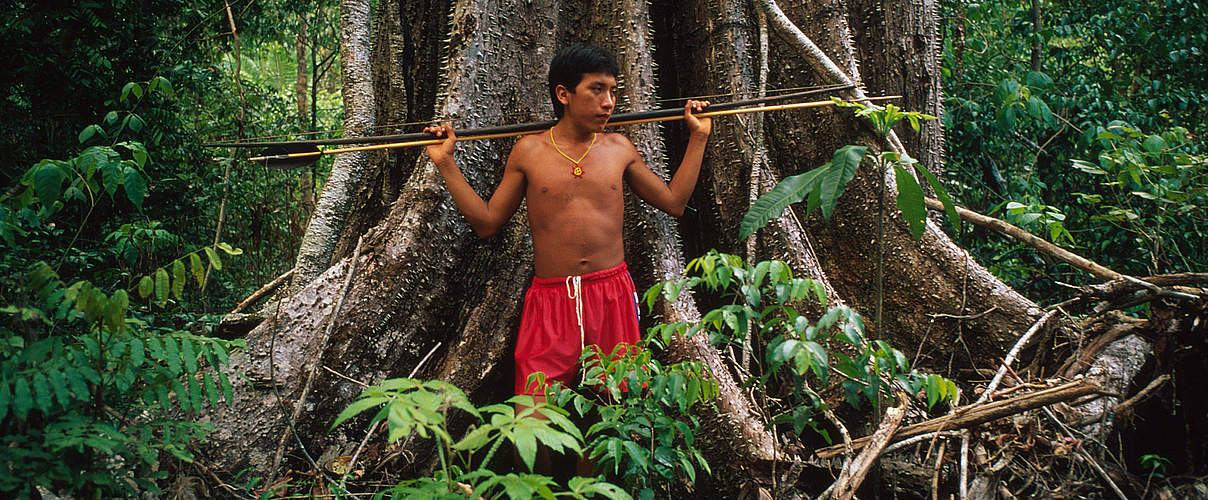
[195,0,1202,496]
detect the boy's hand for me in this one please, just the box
[684,100,711,138]
[424,123,457,166]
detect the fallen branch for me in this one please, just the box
[231,269,295,314]
[830,397,907,500]
[1111,374,1170,418]
[923,197,1121,281]
[814,380,1100,459]
[975,309,1057,405]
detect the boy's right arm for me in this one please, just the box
[424,123,526,238]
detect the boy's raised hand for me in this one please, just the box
[684,99,712,138]
[424,123,457,166]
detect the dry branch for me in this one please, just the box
[231,269,294,314]
[814,380,1100,459]
[831,397,907,500]
[923,197,1121,281]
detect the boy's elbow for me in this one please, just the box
[471,220,500,238]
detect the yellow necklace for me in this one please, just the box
[550,127,597,177]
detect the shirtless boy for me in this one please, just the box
[424,44,710,401]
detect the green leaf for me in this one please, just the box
[99,161,122,197]
[453,425,493,451]
[127,114,145,132]
[153,76,174,97]
[138,275,154,298]
[1142,134,1167,153]
[78,124,103,144]
[0,380,9,420]
[189,253,205,286]
[48,370,71,407]
[155,268,170,303]
[893,163,927,239]
[130,338,145,367]
[181,338,198,374]
[105,289,128,332]
[121,82,135,102]
[331,397,387,430]
[216,242,243,255]
[739,165,827,240]
[916,166,961,233]
[123,166,146,209]
[818,145,868,219]
[13,377,33,420]
[1025,71,1053,88]
[204,247,222,271]
[203,373,221,407]
[171,260,186,300]
[33,161,65,206]
[164,337,182,375]
[32,373,52,414]
[514,427,538,472]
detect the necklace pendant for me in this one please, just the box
[572,165,583,177]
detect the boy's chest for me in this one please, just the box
[524,154,628,202]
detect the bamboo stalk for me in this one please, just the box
[245,95,899,163]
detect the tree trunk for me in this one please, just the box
[287,0,377,292]
[194,0,1176,495]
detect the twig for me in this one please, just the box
[814,380,1099,459]
[1042,407,1128,500]
[231,269,295,313]
[923,197,1121,281]
[1112,374,1170,417]
[959,430,970,500]
[323,365,368,388]
[975,309,1057,405]
[271,235,364,476]
[882,430,962,455]
[931,439,946,500]
[929,305,998,321]
[830,396,907,500]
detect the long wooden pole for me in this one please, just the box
[245,95,898,162]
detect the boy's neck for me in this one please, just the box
[553,118,598,143]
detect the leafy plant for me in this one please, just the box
[0,261,244,496]
[740,101,957,241]
[540,344,716,500]
[333,379,631,500]
[646,251,957,444]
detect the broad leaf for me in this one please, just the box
[123,166,146,209]
[916,166,961,234]
[818,145,867,220]
[739,165,827,240]
[32,162,65,206]
[893,163,927,239]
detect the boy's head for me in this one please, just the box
[548,44,620,119]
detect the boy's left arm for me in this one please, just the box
[625,100,712,217]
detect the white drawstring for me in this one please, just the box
[565,275,585,352]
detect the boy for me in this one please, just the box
[423,44,710,402]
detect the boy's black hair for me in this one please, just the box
[547,44,620,119]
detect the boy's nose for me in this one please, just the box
[601,94,614,110]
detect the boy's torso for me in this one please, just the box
[515,131,632,279]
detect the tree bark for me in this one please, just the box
[287,0,377,292]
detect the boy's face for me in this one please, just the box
[557,72,617,131]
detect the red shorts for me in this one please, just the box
[514,262,642,395]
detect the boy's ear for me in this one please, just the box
[555,84,572,106]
